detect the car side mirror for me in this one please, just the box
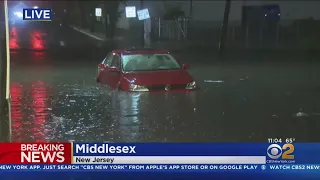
[109,66,119,72]
[182,64,190,69]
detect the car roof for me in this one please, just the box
[112,48,170,55]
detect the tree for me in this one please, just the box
[78,1,88,28]
[69,2,81,26]
[73,1,100,31]
[87,1,100,32]
[163,7,185,20]
[70,1,123,38]
[102,1,122,38]
[161,1,185,20]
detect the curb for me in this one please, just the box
[71,26,105,41]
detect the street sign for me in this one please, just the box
[95,8,102,17]
[125,6,136,18]
[137,8,150,20]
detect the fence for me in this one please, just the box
[151,17,189,41]
[151,17,320,49]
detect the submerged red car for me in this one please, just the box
[96,48,197,92]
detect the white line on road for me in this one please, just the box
[71,26,105,41]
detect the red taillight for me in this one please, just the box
[10,38,20,49]
[9,27,20,49]
[31,31,44,50]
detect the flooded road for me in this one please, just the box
[9,24,320,142]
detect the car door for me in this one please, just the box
[108,54,121,89]
[99,53,114,84]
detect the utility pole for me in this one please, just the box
[0,0,11,142]
[218,0,231,55]
[140,0,145,47]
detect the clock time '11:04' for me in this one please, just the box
[268,138,282,143]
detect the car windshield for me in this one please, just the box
[122,54,181,72]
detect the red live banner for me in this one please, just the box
[0,143,72,164]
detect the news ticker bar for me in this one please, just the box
[4,143,320,164]
[72,156,266,164]
[1,164,320,172]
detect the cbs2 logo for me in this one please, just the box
[267,144,294,159]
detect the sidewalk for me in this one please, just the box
[71,26,125,41]
[71,26,105,41]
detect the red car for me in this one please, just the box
[96,48,197,92]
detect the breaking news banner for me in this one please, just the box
[1,143,320,180]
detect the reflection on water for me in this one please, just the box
[11,83,23,142]
[10,82,198,142]
[10,51,52,68]
[31,31,45,50]
[117,92,143,142]
[11,81,49,142]
[32,52,46,59]
[31,81,48,142]
[49,85,111,142]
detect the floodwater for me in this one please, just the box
[8,23,320,142]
